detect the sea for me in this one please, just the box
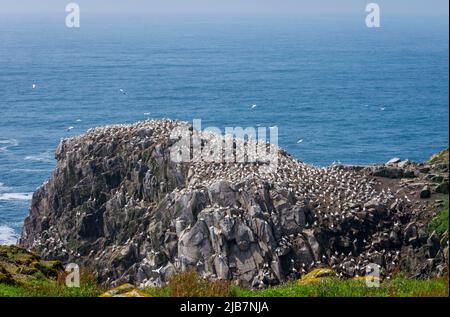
[0,13,448,244]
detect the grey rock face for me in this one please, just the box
[435,181,449,194]
[419,186,431,199]
[371,166,415,179]
[19,120,448,287]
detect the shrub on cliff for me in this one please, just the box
[146,270,231,297]
[0,245,104,297]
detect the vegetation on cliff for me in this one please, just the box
[0,245,104,297]
[429,196,449,235]
[1,263,447,297]
[143,269,449,297]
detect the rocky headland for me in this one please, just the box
[18,120,449,289]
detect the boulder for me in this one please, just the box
[404,223,418,244]
[372,167,415,179]
[419,186,431,199]
[398,160,411,169]
[298,268,335,285]
[435,182,449,194]
[386,157,401,165]
[100,283,150,297]
[0,245,64,286]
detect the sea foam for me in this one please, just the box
[0,139,18,153]
[24,151,53,163]
[0,192,33,201]
[0,182,11,192]
[0,225,18,245]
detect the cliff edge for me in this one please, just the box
[19,120,449,288]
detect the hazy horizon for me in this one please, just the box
[0,0,448,17]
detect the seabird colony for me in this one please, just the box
[72,118,391,212]
[62,119,410,279]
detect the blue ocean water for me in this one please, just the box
[0,14,448,244]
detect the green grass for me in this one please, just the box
[429,148,449,165]
[0,272,104,297]
[2,271,448,297]
[143,271,448,297]
[429,195,449,235]
[0,284,26,297]
[144,286,171,297]
[0,282,103,297]
[144,270,231,297]
[230,275,449,297]
[0,281,103,297]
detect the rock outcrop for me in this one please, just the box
[19,120,449,288]
[100,283,149,297]
[0,245,63,285]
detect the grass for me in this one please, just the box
[0,269,105,297]
[141,271,448,298]
[0,245,106,297]
[1,244,448,298]
[1,273,448,297]
[145,270,231,297]
[231,275,449,297]
[429,195,449,235]
[429,148,449,165]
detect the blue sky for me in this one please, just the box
[1,0,448,16]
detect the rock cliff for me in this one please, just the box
[20,120,449,288]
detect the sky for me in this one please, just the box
[0,0,448,16]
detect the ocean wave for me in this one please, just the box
[0,192,33,201]
[0,139,18,146]
[0,139,19,153]
[0,225,18,245]
[0,182,11,192]
[11,168,53,173]
[24,151,53,163]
